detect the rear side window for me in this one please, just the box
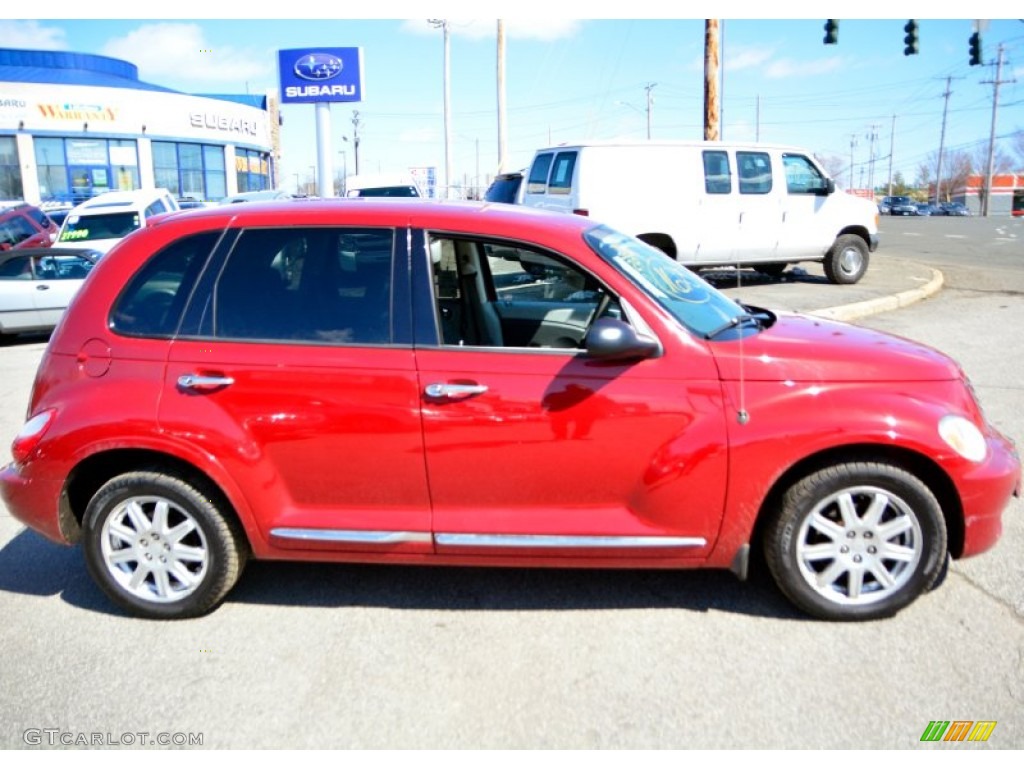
[207,227,394,345]
[703,150,731,194]
[111,231,221,337]
[527,153,554,194]
[737,151,772,195]
[145,200,169,218]
[547,151,577,195]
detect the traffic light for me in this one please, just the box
[969,32,982,66]
[903,20,919,56]
[823,19,839,45]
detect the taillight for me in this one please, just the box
[11,409,56,464]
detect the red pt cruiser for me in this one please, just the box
[1,200,1019,620]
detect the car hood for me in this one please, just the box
[709,312,961,383]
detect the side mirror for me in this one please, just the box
[584,318,660,362]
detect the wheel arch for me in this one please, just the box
[750,443,965,561]
[636,232,677,259]
[61,448,254,552]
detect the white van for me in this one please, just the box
[57,188,180,255]
[521,141,879,284]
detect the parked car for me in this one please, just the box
[0,247,98,337]
[0,202,58,250]
[1,201,1018,621]
[221,190,294,204]
[56,188,180,256]
[936,202,971,216]
[484,170,525,204]
[883,196,918,216]
[914,203,937,216]
[344,174,421,198]
[877,199,891,215]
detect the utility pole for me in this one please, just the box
[350,111,361,175]
[496,20,508,172]
[980,44,1012,216]
[644,82,657,139]
[866,124,879,194]
[429,19,452,199]
[703,20,720,141]
[934,77,956,204]
[886,114,896,196]
[848,134,858,190]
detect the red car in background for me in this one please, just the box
[0,202,58,250]
[1,200,1019,620]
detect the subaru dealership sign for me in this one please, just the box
[278,48,364,104]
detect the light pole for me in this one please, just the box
[338,150,347,195]
[429,19,452,199]
[309,165,316,197]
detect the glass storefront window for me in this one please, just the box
[1,136,25,200]
[152,141,227,201]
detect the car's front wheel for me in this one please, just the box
[823,235,869,284]
[763,462,947,620]
[82,471,247,619]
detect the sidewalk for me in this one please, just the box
[714,255,943,321]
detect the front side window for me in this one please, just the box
[737,151,772,195]
[210,228,393,344]
[33,253,94,280]
[783,154,828,194]
[430,234,614,349]
[111,231,221,336]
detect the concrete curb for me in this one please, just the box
[809,265,945,322]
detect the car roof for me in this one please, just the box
[70,188,173,213]
[145,198,594,244]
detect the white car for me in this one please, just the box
[0,248,98,337]
[56,188,180,255]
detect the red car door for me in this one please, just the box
[158,226,433,557]
[413,231,729,562]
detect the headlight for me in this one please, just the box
[939,415,987,462]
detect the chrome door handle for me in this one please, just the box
[424,383,488,399]
[178,374,235,391]
[36,285,50,291]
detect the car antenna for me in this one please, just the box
[736,266,750,425]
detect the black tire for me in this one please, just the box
[754,264,787,278]
[763,462,946,621]
[82,471,247,619]
[823,235,869,284]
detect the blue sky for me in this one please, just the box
[4,6,1022,194]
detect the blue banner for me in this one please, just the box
[278,48,364,104]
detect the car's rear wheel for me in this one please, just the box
[83,471,247,619]
[823,235,869,284]
[763,462,947,620]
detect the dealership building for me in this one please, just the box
[0,47,278,206]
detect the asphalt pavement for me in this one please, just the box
[713,254,942,320]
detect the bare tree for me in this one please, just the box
[815,154,845,182]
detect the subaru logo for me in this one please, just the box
[293,53,343,81]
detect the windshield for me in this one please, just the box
[584,225,747,338]
[60,212,141,243]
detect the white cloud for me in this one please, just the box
[100,23,272,89]
[401,19,581,41]
[0,20,67,50]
